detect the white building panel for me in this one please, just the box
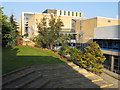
[94,25,120,39]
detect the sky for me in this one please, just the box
[2,2,119,20]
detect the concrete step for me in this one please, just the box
[15,74,42,88]
[44,72,84,82]
[44,76,93,88]
[93,80,113,88]
[33,63,76,70]
[64,81,99,88]
[70,79,113,88]
[2,66,30,78]
[2,68,35,86]
[3,71,40,88]
[2,63,114,88]
[23,77,50,88]
[87,75,103,82]
[78,70,95,77]
[23,64,82,88]
[38,67,79,76]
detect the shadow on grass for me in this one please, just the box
[2,47,65,74]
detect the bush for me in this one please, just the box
[81,42,106,74]
[58,41,106,74]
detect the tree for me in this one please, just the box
[65,47,82,62]
[33,14,64,49]
[1,7,18,47]
[81,42,106,74]
[8,14,18,47]
[48,15,64,50]
[1,7,11,47]
[32,15,48,48]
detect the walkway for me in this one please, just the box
[2,62,116,88]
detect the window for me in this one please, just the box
[76,12,78,16]
[103,41,108,48]
[60,10,62,15]
[114,56,120,74]
[113,41,119,49]
[64,11,66,15]
[68,11,70,16]
[103,54,111,70]
[79,13,81,17]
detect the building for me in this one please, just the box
[42,9,83,17]
[75,17,119,50]
[18,12,34,36]
[94,25,120,74]
[18,9,85,46]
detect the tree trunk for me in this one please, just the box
[50,44,53,50]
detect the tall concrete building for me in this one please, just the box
[18,9,84,45]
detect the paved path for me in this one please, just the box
[2,63,117,88]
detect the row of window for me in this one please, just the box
[59,10,81,17]
[95,40,120,50]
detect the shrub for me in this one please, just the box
[81,42,106,74]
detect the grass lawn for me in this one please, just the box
[3,46,67,74]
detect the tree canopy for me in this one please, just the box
[1,7,18,47]
[32,14,70,50]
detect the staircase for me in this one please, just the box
[2,63,115,88]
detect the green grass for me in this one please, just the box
[3,46,67,74]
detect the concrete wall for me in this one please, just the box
[94,25,120,39]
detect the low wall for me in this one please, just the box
[102,68,120,80]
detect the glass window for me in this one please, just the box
[76,12,78,16]
[108,41,112,49]
[114,56,120,74]
[60,10,62,15]
[79,13,81,17]
[68,11,70,16]
[97,41,103,48]
[72,12,74,16]
[113,41,119,48]
[103,41,108,48]
[64,11,66,15]
[103,54,111,70]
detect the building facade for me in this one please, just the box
[94,25,120,74]
[42,9,84,17]
[18,9,85,45]
[75,17,119,50]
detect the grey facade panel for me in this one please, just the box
[94,25,120,39]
